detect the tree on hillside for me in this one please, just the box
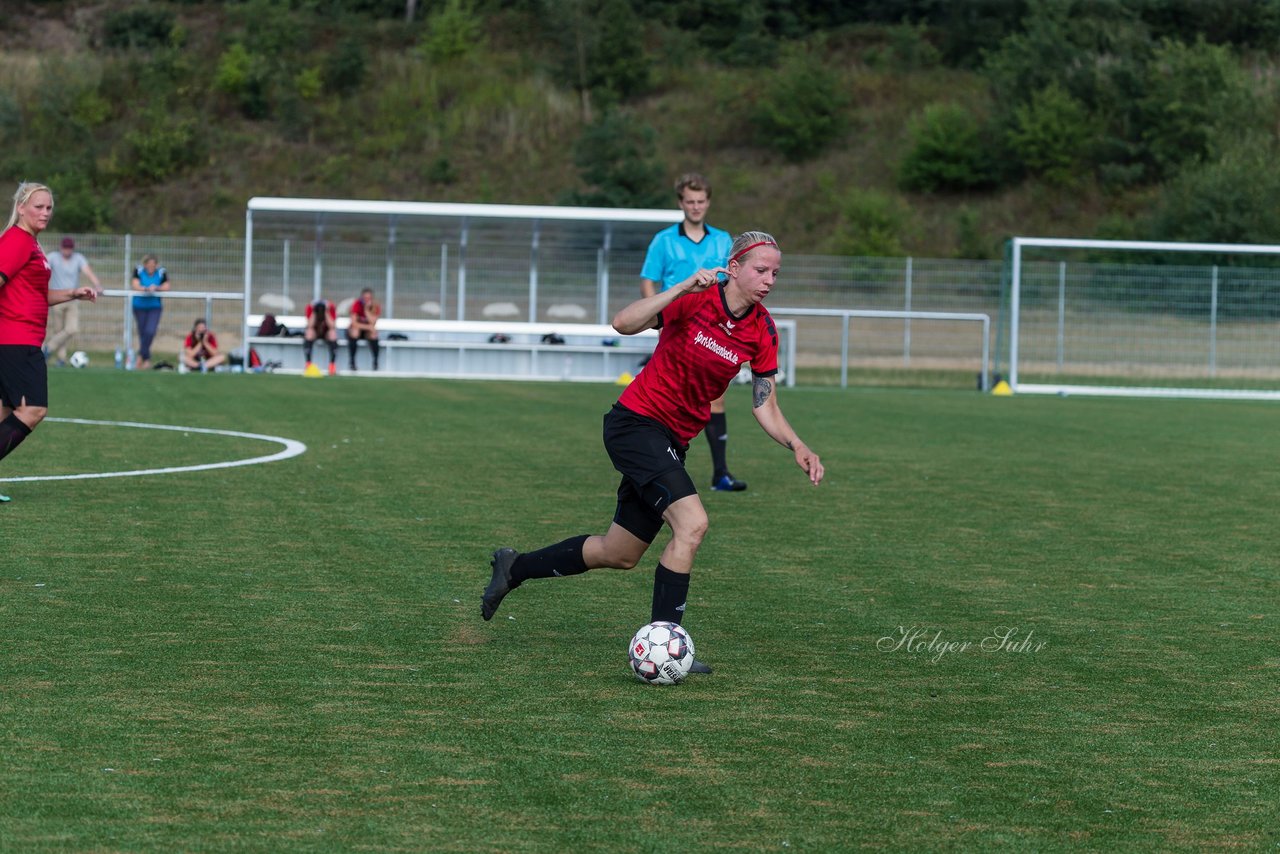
[545,0,651,120]
[560,111,668,208]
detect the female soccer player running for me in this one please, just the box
[481,231,824,671]
[0,182,98,502]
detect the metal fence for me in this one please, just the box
[50,231,1007,381]
[48,230,1280,387]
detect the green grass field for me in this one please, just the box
[3,369,1278,851]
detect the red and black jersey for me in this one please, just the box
[351,298,379,322]
[618,284,778,444]
[0,226,51,347]
[306,300,337,324]
[184,331,217,357]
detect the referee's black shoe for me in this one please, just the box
[481,548,518,621]
[711,473,748,492]
[688,659,713,674]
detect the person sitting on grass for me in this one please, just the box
[180,319,227,373]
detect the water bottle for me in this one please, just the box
[126,348,135,370]
[114,348,123,370]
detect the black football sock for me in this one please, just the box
[370,338,380,369]
[327,340,338,365]
[705,412,729,479]
[651,563,690,625]
[303,340,314,362]
[0,413,33,463]
[509,534,591,587]
[349,338,358,370]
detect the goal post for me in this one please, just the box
[1007,236,1280,400]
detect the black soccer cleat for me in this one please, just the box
[711,474,748,492]
[688,659,713,674]
[481,548,519,621]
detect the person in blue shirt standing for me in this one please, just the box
[130,254,170,370]
[640,172,746,491]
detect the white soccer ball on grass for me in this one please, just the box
[69,351,90,369]
[628,621,695,685]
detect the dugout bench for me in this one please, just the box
[246,316,796,385]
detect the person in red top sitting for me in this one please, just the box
[0,182,98,503]
[347,287,381,371]
[304,298,339,375]
[479,230,824,672]
[181,319,227,373]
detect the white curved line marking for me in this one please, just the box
[0,418,307,483]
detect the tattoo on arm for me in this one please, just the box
[753,377,773,408]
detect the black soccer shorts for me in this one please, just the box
[0,345,49,409]
[602,403,698,543]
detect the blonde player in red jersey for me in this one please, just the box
[480,231,824,672]
[0,182,98,503]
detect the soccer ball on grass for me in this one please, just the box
[628,621,695,685]
[69,351,90,369]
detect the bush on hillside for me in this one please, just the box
[751,50,846,161]
[323,38,369,96]
[983,0,1152,111]
[1145,135,1280,247]
[826,188,914,257]
[546,0,652,108]
[122,116,204,184]
[420,0,484,62]
[898,103,1000,192]
[1137,37,1260,180]
[214,44,272,119]
[102,6,176,50]
[1007,83,1094,186]
[954,206,997,260]
[560,111,667,208]
[43,173,114,233]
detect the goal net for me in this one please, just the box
[1005,237,1280,400]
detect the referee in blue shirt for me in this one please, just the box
[640,172,746,491]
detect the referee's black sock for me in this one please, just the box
[651,563,690,625]
[705,412,729,479]
[0,413,33,463]
[509,534,591,587]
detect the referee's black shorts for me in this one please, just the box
[0,345,48,410]
[602,403,697,544]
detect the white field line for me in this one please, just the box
[0,418,307,483]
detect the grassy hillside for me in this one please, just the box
[0,1,1265,256]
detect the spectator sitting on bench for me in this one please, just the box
[304,298,339,375]
[347,287,381,371]
[181,319,227,373]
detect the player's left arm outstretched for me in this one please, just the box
[750,374,824,485]
[47,287,98,306]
